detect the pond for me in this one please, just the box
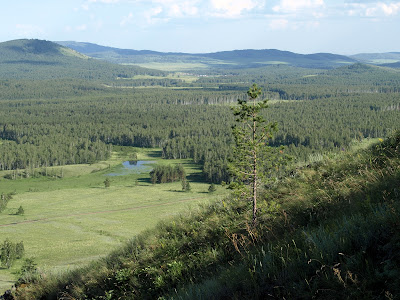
[106,160,155,176]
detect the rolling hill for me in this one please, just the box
[0,39,165,80]
[350,52,400,64]
[56,41,358,69]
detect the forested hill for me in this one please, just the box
[0,39,165,80]
[56,41,357,69]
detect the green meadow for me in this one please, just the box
[0,147,228,292]
[129,73,200,83]
[125,62,210,71]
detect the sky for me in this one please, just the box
[1,0,399,54]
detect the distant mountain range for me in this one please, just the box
[56,41,358,69]
[1,39,399,81]
[56,41,400,70]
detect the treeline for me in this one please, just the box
[150,164,185,184]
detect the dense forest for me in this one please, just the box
[0,39,399,184]
[0,77,399,183]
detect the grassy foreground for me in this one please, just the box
[9,132,400,299]
[0,147,228,294]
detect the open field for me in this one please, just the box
[129,73,200,83]
[0,147,228,292]
[124,62,210,71]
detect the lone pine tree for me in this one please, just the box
[229,84,284,225]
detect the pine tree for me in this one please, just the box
[229,84,283,225]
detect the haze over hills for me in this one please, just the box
[350,52,400,64]
[0,39,164,80]
[1,39,400,84]
[56,41,359,69]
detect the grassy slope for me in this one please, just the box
[12,133,400,299]
[0,148,228,293]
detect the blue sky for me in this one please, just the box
[1,0,399,54]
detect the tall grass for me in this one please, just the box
[12,132,400,299]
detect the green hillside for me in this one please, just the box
[0,39,165,80]
[11,132,400,299]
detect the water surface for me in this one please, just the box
[106,160,155,176]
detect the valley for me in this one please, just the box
[0,147,228,292]
[0,38,399,299]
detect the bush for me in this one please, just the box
[16,205,24,215]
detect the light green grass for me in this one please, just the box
[349,137,381,151]
[0,147,228,292]
[129,73,200,83]
[126,63,210,72]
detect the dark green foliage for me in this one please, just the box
[0,239,24,269]
[150,164,186,184]
[182,178,191,192]
[16,205,24,215]
[104,178,111,188]
[208,184,216,193]
[17,258,39,285]
[0,69,399,183]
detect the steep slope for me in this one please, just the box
[56,41,357,69]
[11,132,400,299]
[0,39,164,80]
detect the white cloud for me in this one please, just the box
[377,2,400,15]
[273,0,324,12]
[345,2,400,17]
[144,6,167,25]
[210,0,261,18]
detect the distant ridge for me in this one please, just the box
[0,39,164,80]
[56,41,358,69]
[350,52,400,64]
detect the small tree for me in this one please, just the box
[16,241,25,259]
[104,178,111,188]
[17,258,39,285]
[181,177,187,191]
[16,205,25,215]
[229,84,284,225]
[208,183,217,193]
[182,177,191,192]
[1,239,17,269]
